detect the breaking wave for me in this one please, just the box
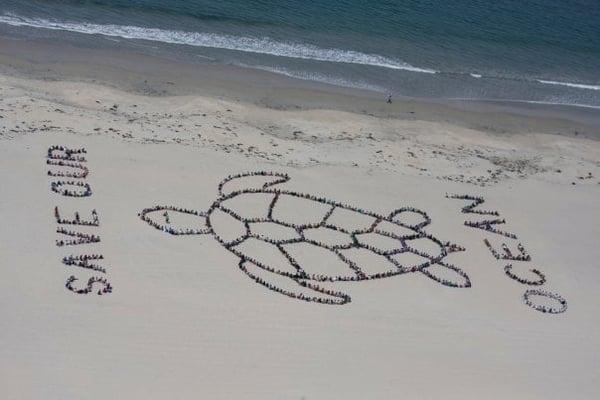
[538,80,600,91]
[0,13,437,74]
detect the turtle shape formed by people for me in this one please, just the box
[139,171,471,305]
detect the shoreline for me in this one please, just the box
[1,34,599,140]
[1,9,599,108]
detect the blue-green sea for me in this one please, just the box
[1,0,599,107]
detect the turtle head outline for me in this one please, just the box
[139,171,471,305]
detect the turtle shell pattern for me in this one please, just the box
[206,172,462,285]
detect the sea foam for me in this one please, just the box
[235,63,388,93]
[537,80,600,91]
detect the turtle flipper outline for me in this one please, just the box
[388,208,432,230]
[218,171,290,197]
[420,261,471,288]
[239,260,351,304]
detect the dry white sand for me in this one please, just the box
[1,74,600,399]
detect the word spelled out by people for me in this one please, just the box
[447,194,567,314]
[47,145,113,295]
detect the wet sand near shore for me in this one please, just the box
[1,34,599,140]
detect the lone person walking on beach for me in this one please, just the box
[386,93,392,104]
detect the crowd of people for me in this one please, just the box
[47,145,87,162]
[65,275,113,295]
[54,207,100,226]
[503,242,531,261]
[62,254,106,273]
[56,227,100,247]
[445,194,500,216]
[239,260,350,305]
[47,159,89,179]
[217,171,290,197]
[523,289,567,314]
[447,193,567,314]
[51,180,92,197]
[444,241,466,253]
[225,200,472,297]
[387,207,432,229]
[48,146,92,197]
[138,205,210,235]
[227,185,467,288]
[48,145,113,296]
[504,264,546,286]
[447,194,515,238]
[465,219,518,239]
[219,172,433,228]
[137,171,474,303]
[483,239,531,261]
[226,235,467,289]
[420,260,472,288]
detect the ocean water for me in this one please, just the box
[1,0,599,107]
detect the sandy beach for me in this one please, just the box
[1,35,600,399]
